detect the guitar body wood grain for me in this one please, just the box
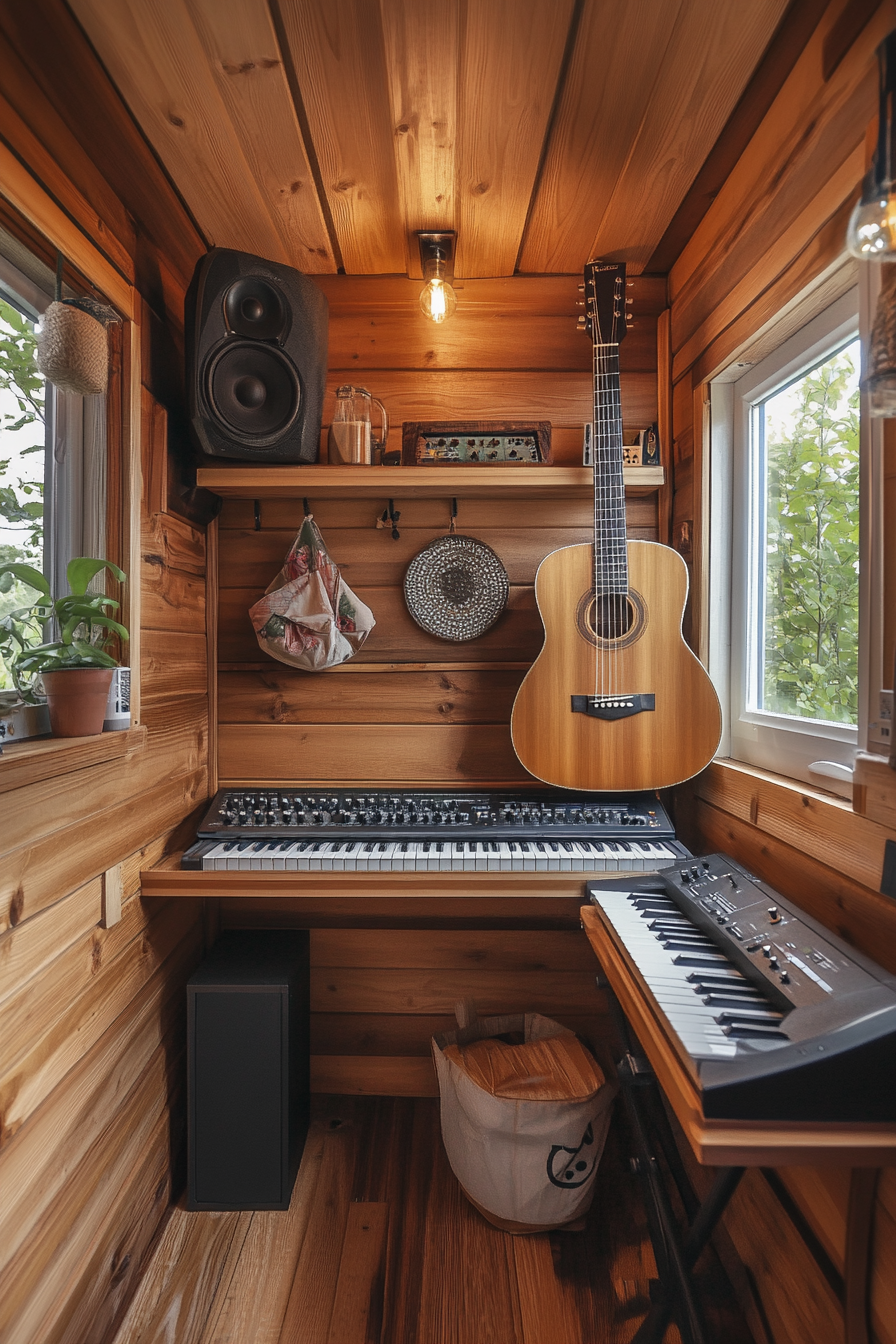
[510,540,721,792]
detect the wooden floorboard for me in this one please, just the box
[111,1095,755,1344]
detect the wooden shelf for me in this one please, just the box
[196,464,664,500]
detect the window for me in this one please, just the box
[710,287,881,792]
[0,241,107,700]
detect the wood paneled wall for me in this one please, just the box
[668,3,896,1342]
[217,272,664,787]
[0,6,211,1340]
[215,273,663,1094]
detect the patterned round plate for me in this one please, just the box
[404,534,509,641]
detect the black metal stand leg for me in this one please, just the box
[596,969,746,1344]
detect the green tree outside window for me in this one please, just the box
[760,343,860,725]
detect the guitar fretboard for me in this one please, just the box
[593,343,628,597]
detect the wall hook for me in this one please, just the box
[254,499,261,531]
[450,497,458,533]
[303,497,311,517]
[375,499,402,539]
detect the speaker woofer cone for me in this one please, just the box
[207,341,301,443]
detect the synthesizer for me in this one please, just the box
[588,852,896,1121]
[182,788,690,872]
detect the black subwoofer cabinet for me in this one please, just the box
[187,930,310,1211]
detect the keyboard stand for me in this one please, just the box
[606,983,745,1344]
[581,904,893,1344]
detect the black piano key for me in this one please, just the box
[721,1023,788,1039]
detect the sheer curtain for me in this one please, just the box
[45,387,106,595]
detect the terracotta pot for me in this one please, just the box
[41,667,115,737]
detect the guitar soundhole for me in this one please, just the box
[576,588,646,650]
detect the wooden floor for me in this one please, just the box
[108,1096,754,1344]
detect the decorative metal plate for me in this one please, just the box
[403,534,509,642]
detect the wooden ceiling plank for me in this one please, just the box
[455,0,576,278]
[668,0,891,352]
[588,0,789,274]
[646,0,828,275]
[380,0,460,279]
[68,0,289,262]
[519,0,683,276]
[276,0,406,274]
[183,0,335,273]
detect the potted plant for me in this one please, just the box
[0,557,127,737]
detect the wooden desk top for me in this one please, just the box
[580,905,896,1168]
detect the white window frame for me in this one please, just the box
[709,286,879,794]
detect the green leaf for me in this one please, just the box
[0,562,49,599]
[66,557,126,596]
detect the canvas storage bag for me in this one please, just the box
[249,513,375,671]
[432,1008,617,1233]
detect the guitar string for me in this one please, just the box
[594,334,628,702]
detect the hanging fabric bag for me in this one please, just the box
[249,513,375,671]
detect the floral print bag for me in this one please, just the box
[249,513,375,671]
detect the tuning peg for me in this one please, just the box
[625,297,634,306]
[577,316,587,326]
[627,280,634,287]
[578,284,585,292]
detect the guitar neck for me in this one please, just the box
[593,343,628,596]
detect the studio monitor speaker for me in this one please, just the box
[186,248,328,463]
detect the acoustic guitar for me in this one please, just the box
[510,260,721,792]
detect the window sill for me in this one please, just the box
[0,723,147,794]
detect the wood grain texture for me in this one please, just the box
[106,1095,755,1344]
[183,0,335,270]
[68,0,290,262]
[309,966,601,1016]
[454,0,574,277]
[326,1202,389,1344]
[217,667,523,724]
[588,0,787,272]
[511,541,721,791]
[519,0,682,275]
[379,0,458,272]
[693,759,896,913]
[669,0,890,367]
[203,464,664,499]
[310,1056,438,1097]
[218,722,530,783]
[276,0,405,273]
[0,0,205,288]
[308,926,599,971]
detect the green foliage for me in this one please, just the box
[0,298,44,559]
[0,558,127,690]
[762,345,859,725]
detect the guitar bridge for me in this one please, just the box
[571,694,655,720]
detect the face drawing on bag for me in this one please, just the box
[546,1122,598,1189]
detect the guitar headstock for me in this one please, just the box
[580,260,630,346]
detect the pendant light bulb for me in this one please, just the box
[846,31,896,259]
[417,230,457,323]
